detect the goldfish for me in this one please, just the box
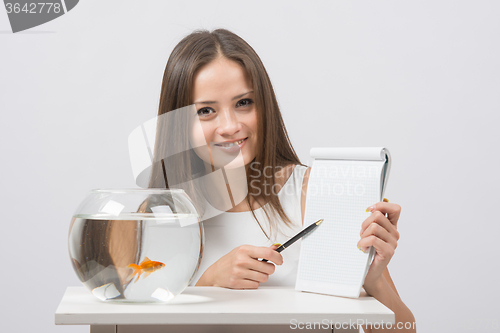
[127,257,165,283]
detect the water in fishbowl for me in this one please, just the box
[68,213,203,302]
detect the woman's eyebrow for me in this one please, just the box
[193,91,254,104]
[231,91,254,101]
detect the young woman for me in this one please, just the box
[149,29,416,332]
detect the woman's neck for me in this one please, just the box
[202,162,296,213]
[202,161,249,212]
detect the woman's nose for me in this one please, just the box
[216,109,241,136]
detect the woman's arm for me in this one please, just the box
[358,202,416,332]
[362,268,415,332]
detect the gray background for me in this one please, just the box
[1,0,498,332]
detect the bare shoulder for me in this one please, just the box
[276,163,295,179]
[300,166,312,225]
[274,164,296,188]
[301,165,312,185]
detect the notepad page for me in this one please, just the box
[296,159,384,298]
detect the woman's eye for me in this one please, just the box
[197,107,215,117]
[236,98,254,108]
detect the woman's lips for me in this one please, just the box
[214,138,247,147]
[213,138,247,153]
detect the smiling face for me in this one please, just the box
[190,57,258,168]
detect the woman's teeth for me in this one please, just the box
[217,139,245,147]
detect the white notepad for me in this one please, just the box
[295,147,391,298]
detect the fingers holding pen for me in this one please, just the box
[248,244,284,265]
[206,244,283,289]
[260,243,282,263]
[228,260,273,284]
[229,245,282,277]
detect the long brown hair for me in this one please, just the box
[149,29,302,237]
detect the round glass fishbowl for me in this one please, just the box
[68,189,204,302]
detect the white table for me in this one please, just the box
[55,286,394,333]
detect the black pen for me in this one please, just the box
[261,219,324,262]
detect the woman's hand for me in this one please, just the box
[357,199,401,294]
[195,244,283,289]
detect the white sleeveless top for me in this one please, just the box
[190,165,308,286]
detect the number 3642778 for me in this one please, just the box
[5,3,62,14]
